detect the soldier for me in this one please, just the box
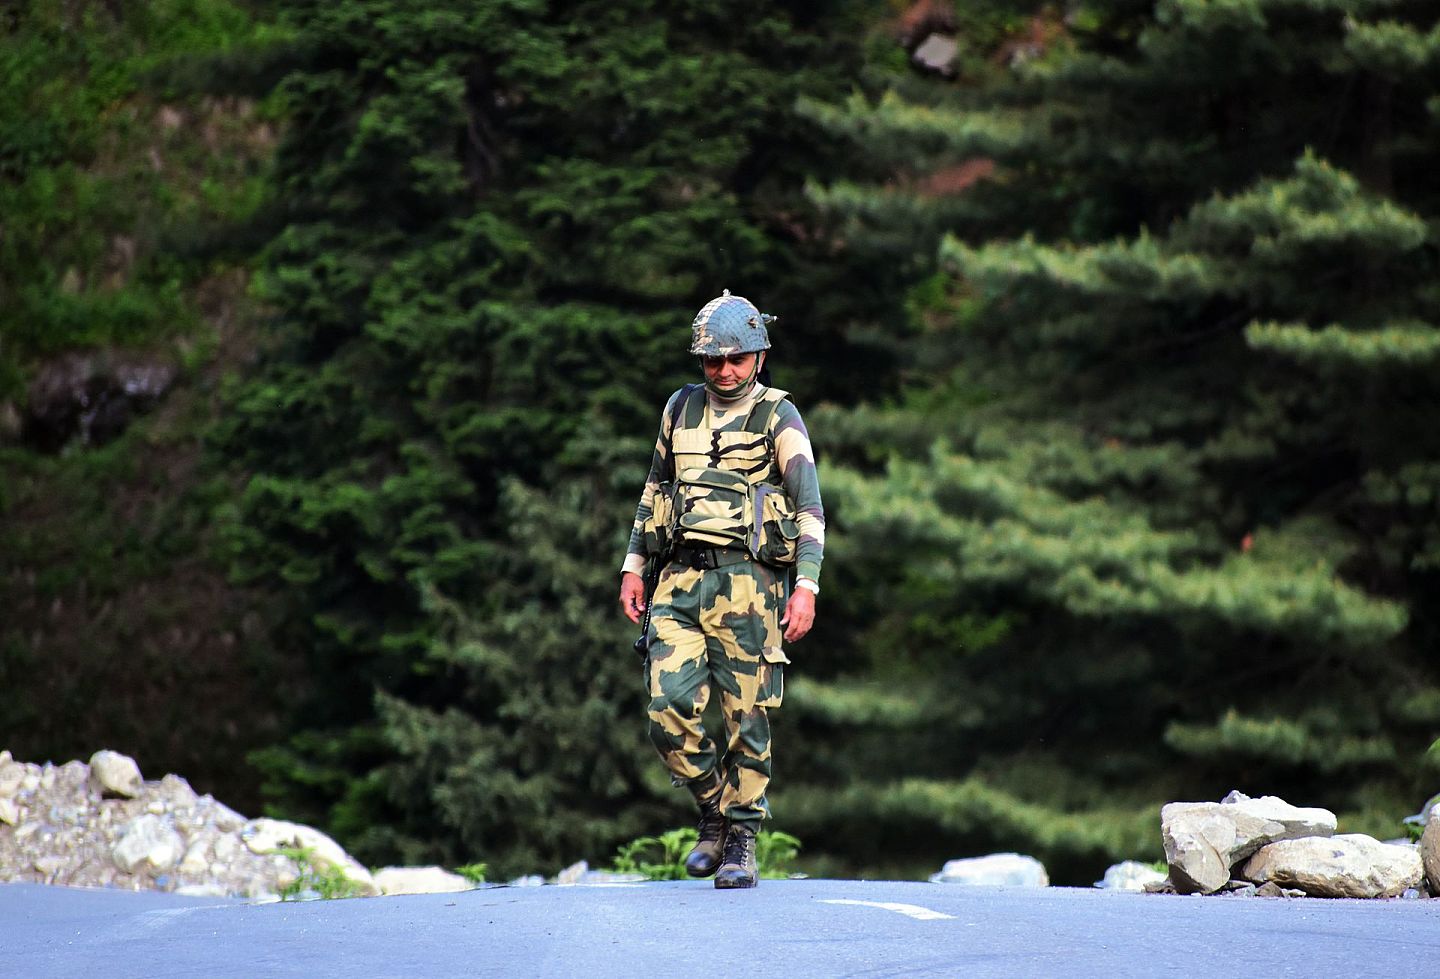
[619,290,825,889]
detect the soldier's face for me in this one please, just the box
[702,352,763,389]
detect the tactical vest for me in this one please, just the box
[642,384,800,565]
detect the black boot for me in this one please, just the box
[684,794,729,878]
[713,825,758,889]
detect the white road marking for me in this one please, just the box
[819,899,956,921]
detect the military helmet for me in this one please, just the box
[689,290,775,356]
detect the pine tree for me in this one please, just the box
[789,0,1440,881]
[215,0,875,874]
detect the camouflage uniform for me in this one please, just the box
[623,381,826,832]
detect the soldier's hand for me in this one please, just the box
[780,587,815,643]
[619,572,646,624]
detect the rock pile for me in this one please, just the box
[1161,790,1432,899]
[0,749,448,900]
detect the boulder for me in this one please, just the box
[0,757,23,798]
[1161,792,1336,894]
[930,853,1049,887]
[373,866,473,896]
[112,814,185,875]
[1420,804,1440,896]
[241,818,379,896]
[1095,860,1168,892]
[89,751,143,798]
[1240,834,1423,899]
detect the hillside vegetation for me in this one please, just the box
[4,0,1440,884]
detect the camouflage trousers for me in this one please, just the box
[645,557,790,831]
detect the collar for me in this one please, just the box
[704,382,765,416]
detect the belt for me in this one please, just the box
[670,544,752,570]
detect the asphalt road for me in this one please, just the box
[6,879,1439,978]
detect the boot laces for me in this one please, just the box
[696,799,726,844]
[722,825,755,866]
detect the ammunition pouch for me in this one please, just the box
[641,480,677,558]
[752,483,800,567]
[673,466,753,551]
[642,469,798,568]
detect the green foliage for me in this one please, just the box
[790,0,1440,881]
[755,829,804,880]
[0,423,291,809]
[273,846,366,902]
[609,828,697,881]
[453,862,488,885]
[20,0,1440,889]
[0,0,280,399]
[212,0,881,880]
[0,0,284,812]
[608,827,803,880]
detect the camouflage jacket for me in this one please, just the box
[623,383,825,587]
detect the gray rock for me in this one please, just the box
[1241,834,1424,899]
[0,759,23,799]
[1161,794,1336,895]
[112,814,185,875]
[0,799,18,826]
[213,833,239,862]
[179,839,212,876]
[554,861,589,886]
[88,751,143,799]
[1095,860,1168,892]
[241,818,379,896]
[156,774,199,811]
[1255,881,1307,898]
[208,800,247,833]
[930,853,1049,887]
[373,866,473,896]
[50,761,90,799]
[1420,804,1440,896]
[912,33,958,74]
[1402,793,1440,833]
[33,854,68,878]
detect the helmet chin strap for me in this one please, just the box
[704,355,762,402]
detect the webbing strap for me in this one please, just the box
[743,394,784,436]
[680,383,707,430]
[675,386,788,435]
[666,384,702,481]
